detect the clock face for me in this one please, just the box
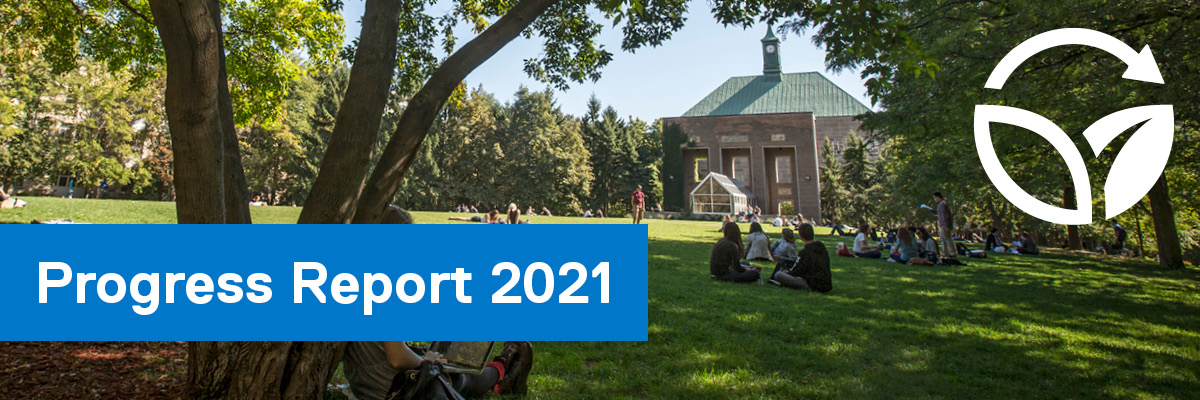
[766,45,776,54]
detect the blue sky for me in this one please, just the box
[339,0,872,121]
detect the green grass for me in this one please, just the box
[4,197,1199,399]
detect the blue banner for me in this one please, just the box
[0,224,648,341]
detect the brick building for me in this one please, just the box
[662,28,872,220]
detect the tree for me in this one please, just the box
[818,137,842,224]
[496,88,593,214]
[660,122,687,211]
[775,0,1198,267]
[7,0,773,396]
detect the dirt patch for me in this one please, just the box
[0,341,186,400]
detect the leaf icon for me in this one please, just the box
[974,105,1092,225]
[1080,105,1174,219]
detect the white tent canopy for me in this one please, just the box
[690,172,755,215]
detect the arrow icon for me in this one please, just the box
[985,28,1164,89]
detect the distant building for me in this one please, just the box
[662,28,873,220]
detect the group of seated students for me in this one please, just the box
[453,204,480,213]
[844,224,942,265]
[448,204,529,224]
[984,228,1040,255]
[709,221,833,293]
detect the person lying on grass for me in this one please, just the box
[448,210,501,224]
[343,341,533,400]
[770,228,798,261]
[744,222,774,262]
[711,222,760,283]
[767,223,832,292]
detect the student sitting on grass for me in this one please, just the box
[985,228,1008,252]
[507,204,522,225]
[853,223,883,258]
[770,228,798,261]
[343,341,533,400]
[768,223,832,292]
[916,227,939,263]
[1016,232,1040,255]
[744,222,774,261]
[717,215,734,232]
[448,210,501,223]
[889,227,920,263]
[711,222,761,283]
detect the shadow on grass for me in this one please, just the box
[530,234,1200,399]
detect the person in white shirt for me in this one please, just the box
[743,222,774,261]
[853,223,882,258]
[772,216,784,227]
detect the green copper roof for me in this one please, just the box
[681,72,871,118]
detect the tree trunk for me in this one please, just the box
[1135,201,1146,258]
[1147,173,1184,269]
[297,0,404,224]
[208,0,252,224]
[1063,185,1081,249]
[186,341,347,400]
[150,0,226,224]
[354,0,561,223]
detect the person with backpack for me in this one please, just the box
[1113,222,1128,254]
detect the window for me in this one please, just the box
[775,156,793,184]
[833,141,844,158]
[732,156,750,183]
[694,158,709,182]
[56,176,73,187]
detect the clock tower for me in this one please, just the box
[762,26,782,81]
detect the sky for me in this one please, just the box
[339,0,872,122]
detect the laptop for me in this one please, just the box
[428,341,497,374]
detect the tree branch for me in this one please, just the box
[117,0,153,25]
[353,0,562,223]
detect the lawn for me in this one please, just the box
[3,197,1199,399]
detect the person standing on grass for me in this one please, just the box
[710,222,760,283]
[631,185,645,224]
[769,223,832,292]
[1113,221,1128,253]
[929,192,956,260]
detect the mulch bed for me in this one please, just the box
[0,342,186,400]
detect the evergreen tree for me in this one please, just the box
[819,136,843,224]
